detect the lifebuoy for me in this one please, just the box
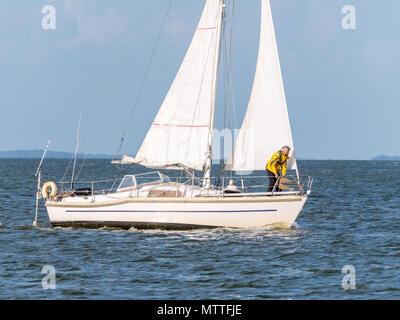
[42,181,57,199]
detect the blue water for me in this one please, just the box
[0,159,399,299]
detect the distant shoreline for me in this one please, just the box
[0,150,398,161]
[0,150,113,159]
[370,155,400,161]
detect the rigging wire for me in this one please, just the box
[227,0,236,180]
[71,108,83,190]
[74,152,88,182]
[216,3,229,184]
[60,109,83,192]
[113,0,174,161]
[216,0,236,185]
[60,155,74,190]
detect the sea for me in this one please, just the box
[0,159,399,299]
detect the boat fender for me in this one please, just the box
[42,181,57,199]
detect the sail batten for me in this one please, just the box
[226,0,297,172]
[123,0,224,171]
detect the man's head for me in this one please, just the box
[281,145,291,156]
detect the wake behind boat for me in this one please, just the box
[37,0,313,230]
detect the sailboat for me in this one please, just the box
[41,0,312,229]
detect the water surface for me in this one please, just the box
[0,159,399,299]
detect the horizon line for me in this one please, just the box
[0,149,397,161]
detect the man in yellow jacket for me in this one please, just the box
[266,146,291,193]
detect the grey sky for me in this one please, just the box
[0,0,398,160]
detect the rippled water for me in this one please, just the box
[1,159,399,299]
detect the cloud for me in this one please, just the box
[362,40,399,76]
[62,0,133,46]
[164,18,191,42]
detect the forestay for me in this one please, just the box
[120,0,224,170]
[226,0,297,172]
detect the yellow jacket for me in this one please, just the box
[266,151,290,176]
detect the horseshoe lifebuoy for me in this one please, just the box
[42,181,57,199]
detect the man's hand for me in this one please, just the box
[275,174,278,179]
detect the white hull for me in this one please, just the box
[46,194,308,229]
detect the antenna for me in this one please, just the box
[33,140,51,227]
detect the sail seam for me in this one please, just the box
[153,123,208,128]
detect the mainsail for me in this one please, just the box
[227,0,297,172]
[120,0,224,170]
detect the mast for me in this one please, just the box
[203,0,225,189]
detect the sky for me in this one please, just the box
[0,0,399,160]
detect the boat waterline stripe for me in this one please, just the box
[65,209,278,214]
[153,123,209,128]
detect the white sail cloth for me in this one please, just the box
[227,0,297,172]
[121,0,224,170]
